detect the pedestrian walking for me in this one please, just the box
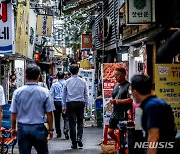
[131,74,177,154]
[62,64,89,149]
[0,84,6,142]
[9,73,17,100]
[108,67,133,144]
[38,74,48,89]
[10,64,55,154]
[50,71,69,139]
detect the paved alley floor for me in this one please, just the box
[12,125,103,154]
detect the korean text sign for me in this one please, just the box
[155,64,180,129]
[0,1,14,54]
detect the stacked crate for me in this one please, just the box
[95,98,103,128]
[2,104,11,129]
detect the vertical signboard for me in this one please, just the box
[0,1,15,54]
[16,0,30,56]
[102,63,127,125]
[155,64,180,129]
[78,68,95,118]
[126,0,152,24]
[15,59,25,88]
[78,68,95,105]
[36,15,53,36]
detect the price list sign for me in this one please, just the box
[155,64,180,129]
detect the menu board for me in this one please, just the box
[155,64,180,129]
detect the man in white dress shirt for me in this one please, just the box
[62,64,89,149]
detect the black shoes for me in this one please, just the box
[64,133,69,140]
[71,143,77,149]
[71,139,83,149]
[56,134,61,138]
[77,138,83,147]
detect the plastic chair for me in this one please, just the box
[103,124,120,150]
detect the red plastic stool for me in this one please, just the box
[103,125,120,150]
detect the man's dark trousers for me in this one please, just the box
[67,101,85,145]
[54,101,69,136]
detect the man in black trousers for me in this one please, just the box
[50,72,69,139]
[62,64,89,149]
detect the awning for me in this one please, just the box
[61,0,101,14]
[156,30,180,63]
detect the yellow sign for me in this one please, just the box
[79,59,91,69]
[36,15,53,36]
[15,0,30,56]
[155,64,180,129]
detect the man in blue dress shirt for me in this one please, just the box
[50,71,69,139]
[10,64,55,154]
[62,64,89,149]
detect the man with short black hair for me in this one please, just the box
[10,64,54,154]
[108,67,133,144]
[62,64,89,149]
[131,74,177,154]
[50,71,69,139]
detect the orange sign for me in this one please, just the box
[81,34,92,49]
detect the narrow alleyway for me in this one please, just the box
[13,123,103,154]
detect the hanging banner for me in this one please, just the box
[36,15,53,36]
[15,0,30,56]
[155,64,180,129]
[81,34,92,50]
[0,1,15,54]
[126,0,152,24]
[101,63,127,125]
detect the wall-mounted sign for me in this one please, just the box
[36,15,53,36]
[126,0,152,24]
[155,64,180,130]
[0,1,15,54]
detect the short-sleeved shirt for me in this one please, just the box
[140,96,176,142]
[10,82,55,124]
[0,85,6,105]
[111,80,131,120]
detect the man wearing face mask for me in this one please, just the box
[131,74,177,154]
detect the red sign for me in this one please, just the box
[0,2,7,22]
[103,82,116,89]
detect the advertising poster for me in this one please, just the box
[101,63,127,124]
[0,1,15,54]
[155,64,180,129]
[78,68,95,117]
